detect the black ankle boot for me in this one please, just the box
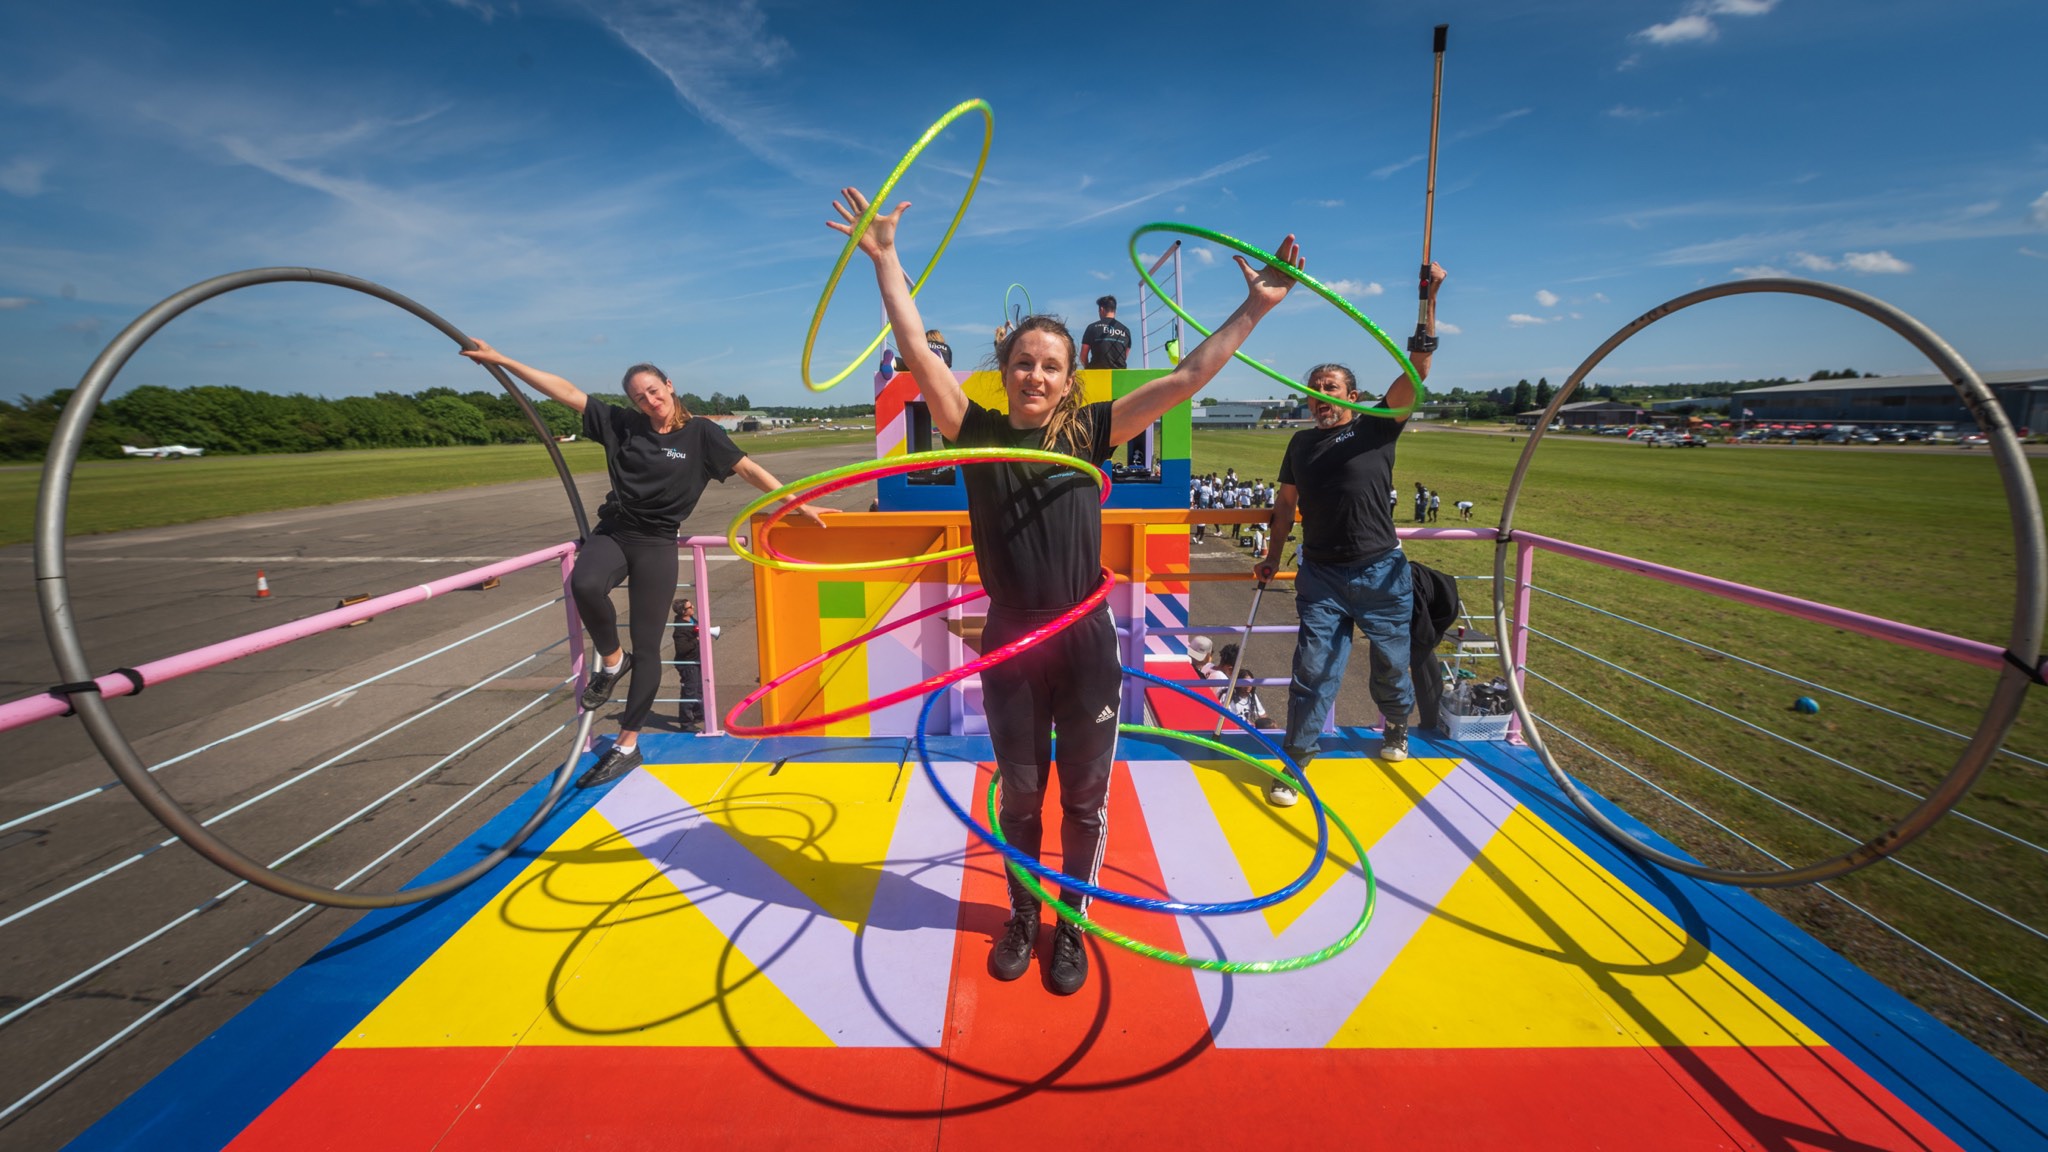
[990,901,1039,981]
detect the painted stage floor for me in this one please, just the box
[70,728,2048,1151]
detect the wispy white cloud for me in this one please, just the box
[1637,14,1716,44]
[0,296,34,309]
[1733,264,1787,278]
[1066,150,1266,226]
[1301,198,1345,208]
[1437,320,1462,335]
[443,0,504,22]
[2020,247,2048,261]
[1605,105,1666,121]
[1633,0,1778,50]
[1843,250,1911,274]
[1371,154,1422,180]
[0,157,50,196]
[1089,269,1112,281]
[1191,248,1215,265]
[2032,190,2048,228]
[581,0,815,180]
[1790,251,1836,271]
[1451,109,1530,143]
[1534,289,1560,307]
[1324,279,1383,297]
[1507,313,1547,326]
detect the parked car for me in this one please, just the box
[1960,433,1989,448]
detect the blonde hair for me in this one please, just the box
[992,315,1091,458]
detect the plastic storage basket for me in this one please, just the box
[1443,708,1514,743]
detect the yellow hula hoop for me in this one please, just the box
[725,447,1110,572]
[800,98,993,393]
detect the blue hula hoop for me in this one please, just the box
[914,663,1330,915]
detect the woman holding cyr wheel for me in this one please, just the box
[461,343,827,787]
[829,185,1302,996]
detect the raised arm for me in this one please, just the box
[829,187,968,441]
[1382,263,1446,425]
[1108,235,1302,447]
[733,456,830,529]
[459,340,589,413]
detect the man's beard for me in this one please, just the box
[1312,404,1344,428]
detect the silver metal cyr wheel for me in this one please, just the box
[35,267,593,909]
[1489,277,2044,887]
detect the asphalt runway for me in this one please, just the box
[0,444,1383,1150]
[0,442,879,1149]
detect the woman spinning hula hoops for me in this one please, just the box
[829,185,1303,995]
[460,343,828,787]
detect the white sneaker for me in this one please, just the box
[1266,779,1299,807]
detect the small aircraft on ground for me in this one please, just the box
[120,444,206,458]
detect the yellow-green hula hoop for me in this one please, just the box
[724,447,1109,573]
[1129,221,1423,418]
[800,98,993,393]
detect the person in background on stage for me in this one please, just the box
[460,343,827,787]
[1215,642,1270,728]
[1254,263,1447,807]
[831,183,1301,995]
[1081,296,1132,370]
[926,329,953,368]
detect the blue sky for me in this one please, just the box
[1,0,2044,408]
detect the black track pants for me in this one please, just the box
[980,605,1123,914]
[570,531,678,732]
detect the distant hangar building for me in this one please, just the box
[1732,370,2048,430]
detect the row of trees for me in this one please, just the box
[0,383,882,461]
[3,385,570,461]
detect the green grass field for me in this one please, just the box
[1195,425,2048,1080]
[0,426,875,545]
[7,424,2043,1079]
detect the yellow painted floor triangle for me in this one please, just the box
[1334,804,1824,1049]
[341,806,828,1049]
[648,757,911,932]
[1190,753,1459,936]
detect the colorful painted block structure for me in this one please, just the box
[754,366,1199,737]
[70,730,2048,1149]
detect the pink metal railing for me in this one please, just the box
[2,536,739,738]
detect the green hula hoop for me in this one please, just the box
[725,447,1108,573]
[1128,222,1423,418]
[801,98,994,393]
[1003,282,1032,327]
[989,724,1378,973]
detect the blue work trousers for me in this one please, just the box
[1283,550,1414,760]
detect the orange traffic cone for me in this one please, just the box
[256,570,271,599]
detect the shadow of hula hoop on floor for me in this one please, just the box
[34,267,594,909]
[1490,276,2045,887]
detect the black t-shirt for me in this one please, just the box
[954,399,1116,610]
[1277,415,1404,565]
[1082,319,1131,369]
[928,339,953,368]
[582,398,746,539]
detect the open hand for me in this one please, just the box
[1238,234,1303,314]
[828,187,910,260]
[792,503,832,529]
